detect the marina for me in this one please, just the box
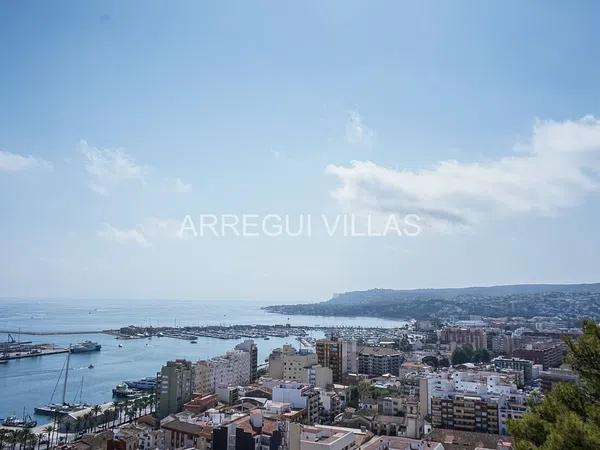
[0,298,408,425]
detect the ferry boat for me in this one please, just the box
[123,377,157,391]
[70,341,101,353]
[112,383,141,399]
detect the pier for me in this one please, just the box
[1,345,69,360]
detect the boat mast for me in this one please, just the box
[62,345,71,404]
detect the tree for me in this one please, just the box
[398,335,413,352]
[422,356,440,368]
[438,356,450,367]
[451,347,469,365]
[91,405,101,431]
[473,348,491,363]
[42,426,53,450]
[36,434,44,450]
[508,320,600,449]
[0,429,9,450]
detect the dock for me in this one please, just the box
[1,345,69,361]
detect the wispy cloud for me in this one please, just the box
[0,150,52,172]
[97,223,151,248]
[97,218,185,248]
[170,177,192,194]
[327,116,600,230]
[345,110,374,147]
[80,140,147,195]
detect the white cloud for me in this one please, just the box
[0,150,52,172]
[97,218,186,248]
[80,140,147,195]
[345,110,374,147]
[170,177,192,193]
[327,116,600,230]
[98,223,151,248]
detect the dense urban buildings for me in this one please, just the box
[358,347,403,376]
[440,327,488,350]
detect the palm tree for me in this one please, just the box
[7,430,18,450]
[64,422,72,443]
[83,412,92,434]
[42,427,53,450]
[102,410,111,430]
[111,402,121,427]
[0,429,9,450]
[74,417,83,438]
[24,431,37,450]
[91,405,101,432]
[55,416,64,442]
[36,434,44,450]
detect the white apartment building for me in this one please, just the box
[273,381,320,425]
[284,349,318,382]
[194,349,251,393]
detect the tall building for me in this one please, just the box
[159,359,194,418]
[268,345,297,379]
[358,346,403,376]
[431,395,499,434]
[268,345,319,383]
[307,365,333,388]
[235,339,258,382]
[341,340,358,374]
[194,350,251,394]
[440,327,487,350]
[513,341,566,369]
[423,370,528,435]
[316,339,356,383]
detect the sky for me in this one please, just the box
[1,1,600,302]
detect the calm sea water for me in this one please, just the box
[0,299,407,424]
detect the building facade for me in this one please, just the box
[159,360,194,418]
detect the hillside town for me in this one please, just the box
[1,318,582,450]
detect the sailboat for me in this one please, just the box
[34,346,88,416]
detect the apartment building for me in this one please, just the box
[159,359,194,418]
[440,327,487,350]
[424,370,528,435]
[513,341,566,369]
[194,350,251,394]
[307,365,333,388]
[269,345,298,379]
[493,357,533,385]
[235,339,258,382]
[316,339,357,383]
[284,350,318,382]
[431,395,499,434]
[272,381,320,425]
[358,347,403,377]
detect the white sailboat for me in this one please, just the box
[34,345,88,416]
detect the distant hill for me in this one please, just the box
[263,283,600,321]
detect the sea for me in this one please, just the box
[0,298,408,424]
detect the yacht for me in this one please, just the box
[71,341,101,353]
[35,349,88,415]
[2,410,37,428]
[112,383,141,399]
[123,377,157,391]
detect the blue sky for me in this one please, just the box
[1,1,600,301]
